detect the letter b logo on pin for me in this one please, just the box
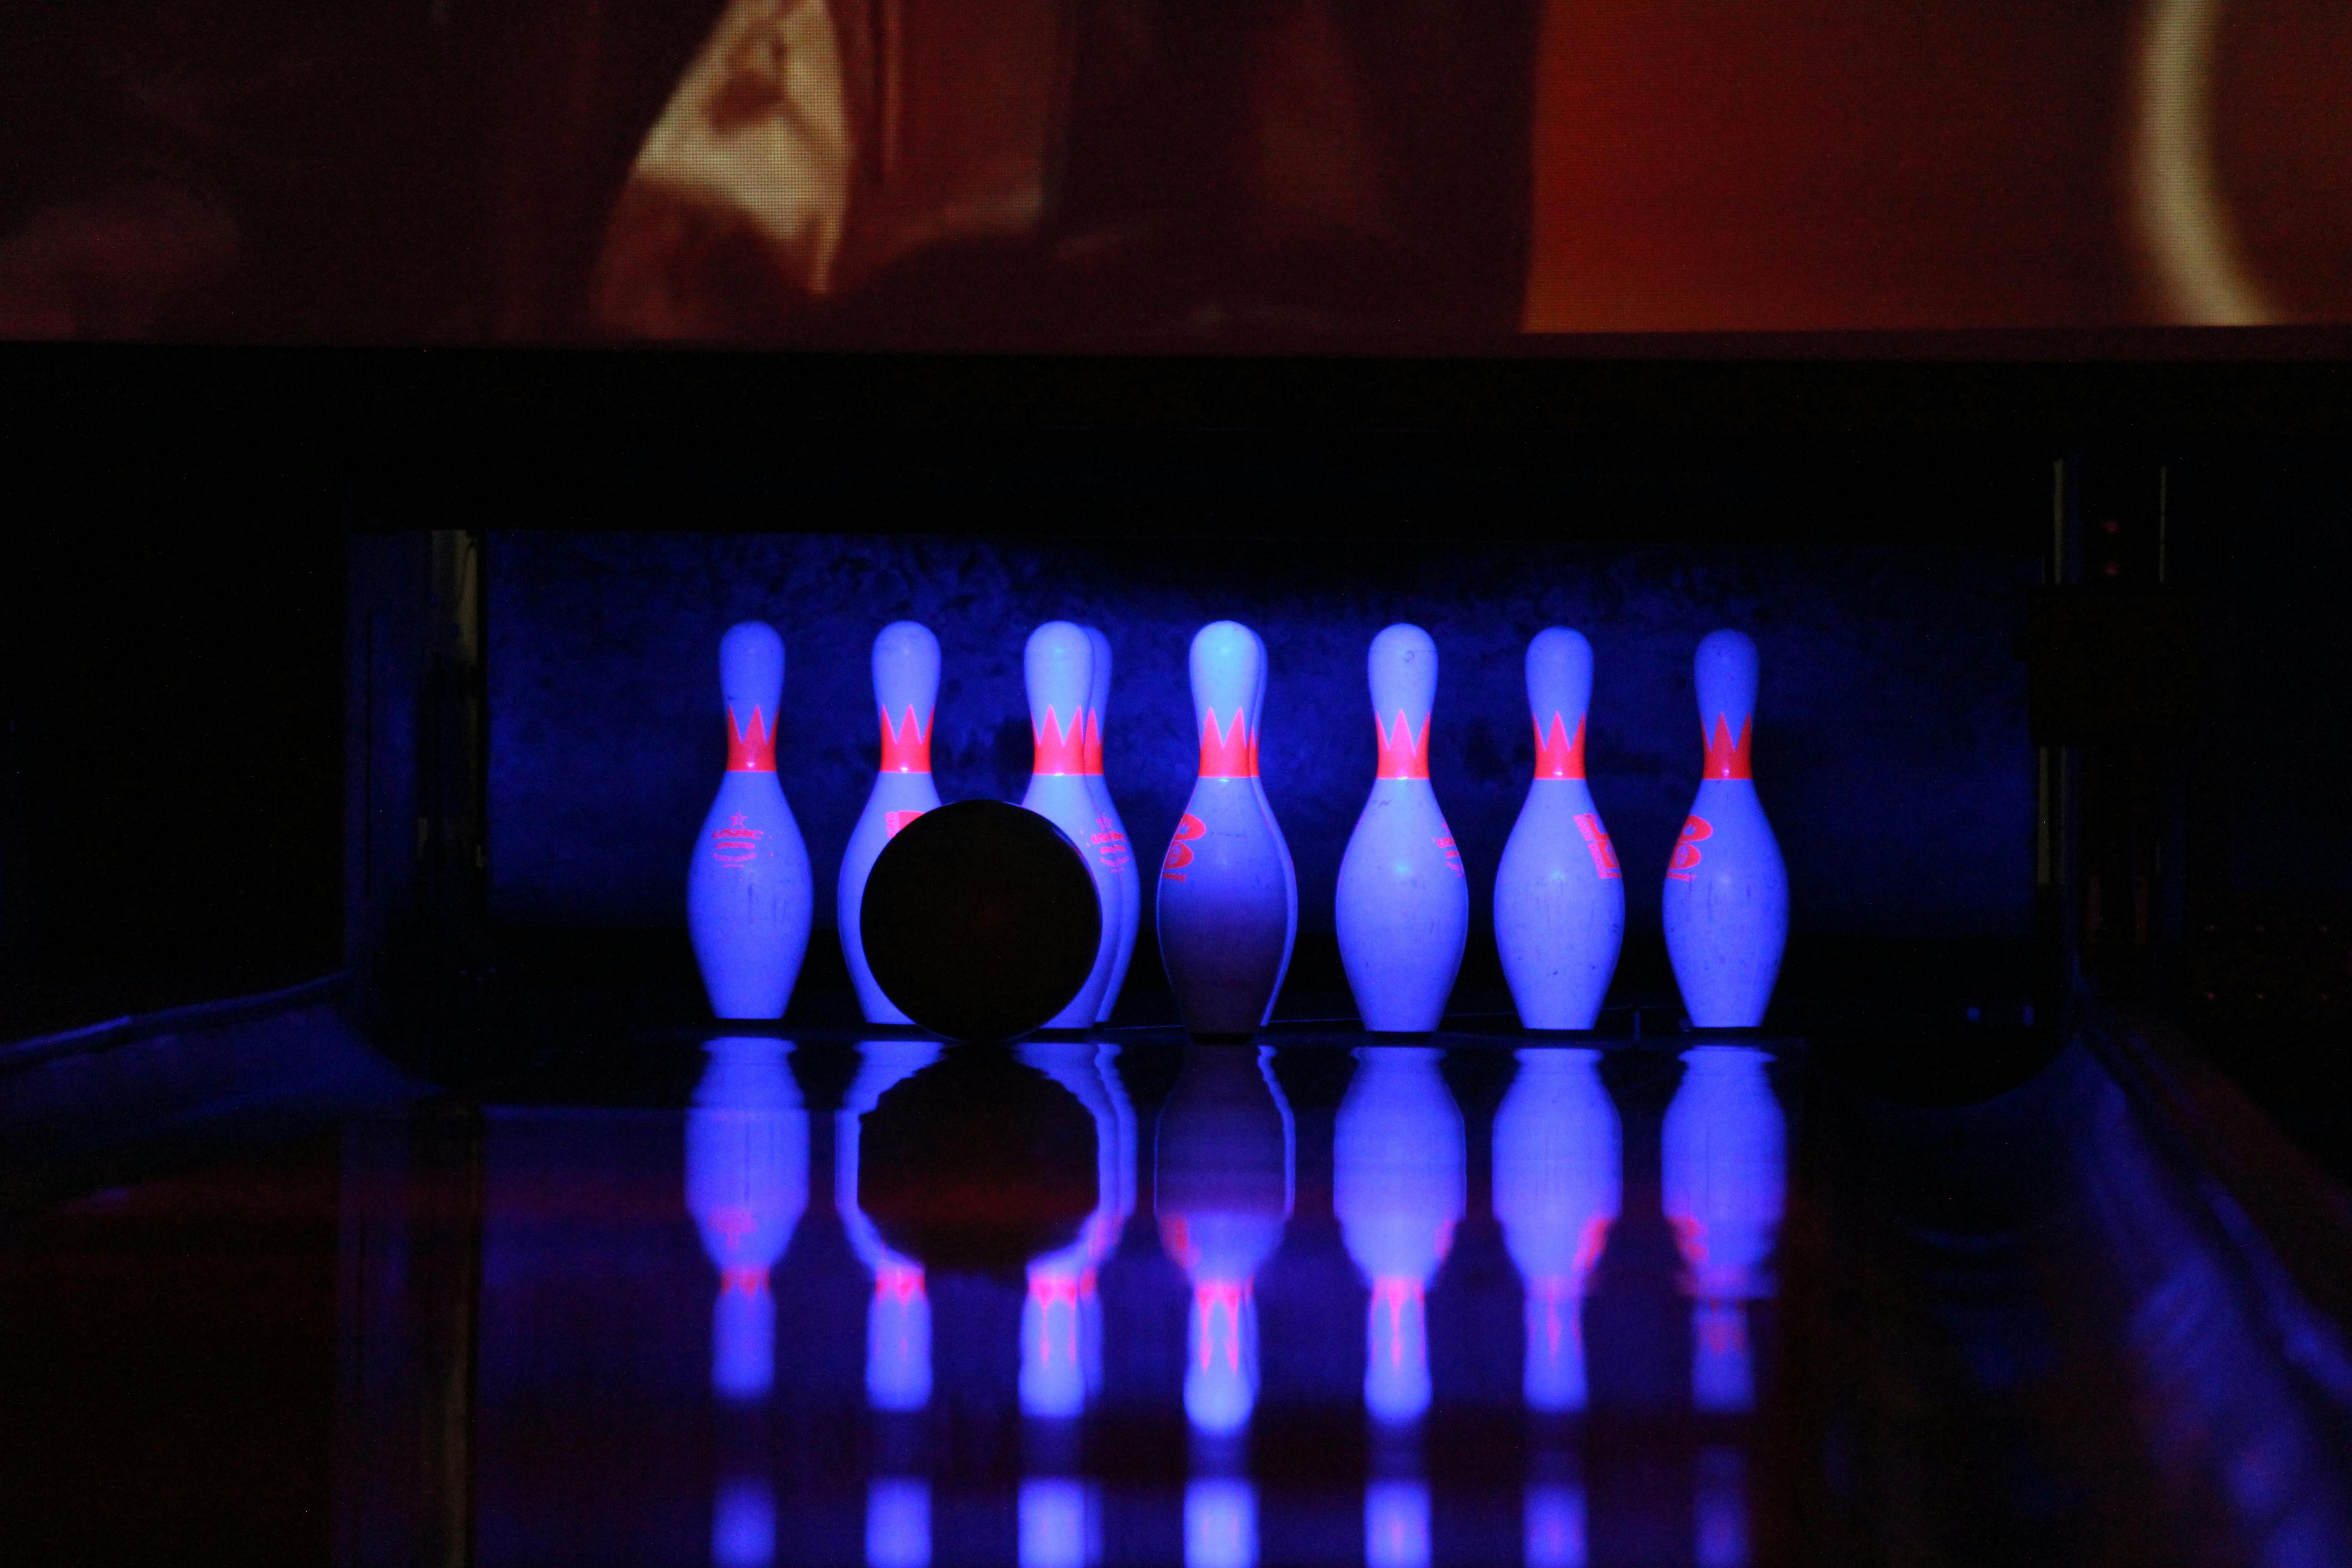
[1162,813,1207,881]
[1666,816,1713,882]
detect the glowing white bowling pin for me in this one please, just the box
[686,1037,808,1401]
[840,622,942,1024]
[1159,623,1298,1038]
[686,622,813,1019]
[1155,1045,1294,1434]
[840,1040,941,1411]
[1022,622,1117,1028]
[1335,1046,1465,1424]
[1493,1048,1621,1412]
[1496,630,1625,1030]
[1662,631,1788,1028]
[1245,625,1298,1024]
[1336,625,1468,1033]
[1084,627,1140,1023]
[1662,1047,1786,1413]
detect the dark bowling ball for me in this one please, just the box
[861,799,1102,1041]
[858,1043,1098,1278]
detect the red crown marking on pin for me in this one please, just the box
[1375,710,1430,779]
[878,704,932,773]
[1703,715,1753,780]
[725,704,776,771]
[1032,704,1087,775]
[1083,709,1104,776]
[1198,708,1256,778]
[1534,712,1587,779]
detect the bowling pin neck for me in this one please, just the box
[1084,626,1113,777]
[718,620,785,774]
[871,621,940,774]
[1026,622,1093,777]
[878,704,932,773]
[1033,705,1088,775]
[1190,621,1264,781]
[726,704,777,771]
[1532,711,1587,780]
[1374,710,1430,780]
[1197,709,1257,779]
[1693,629,1759,781]
[1702,714,1754,780]
[1367,624,1437,781]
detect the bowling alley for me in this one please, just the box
[3,5,2352,1564]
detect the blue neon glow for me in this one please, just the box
[840,1041,941,1411]
[686,1037,807,1402]
[1494,1047,1621,1412]
[1662,1047,1786,1414]
[1336,1047,1465,1424]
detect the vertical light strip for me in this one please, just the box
[2132,0,2273,324]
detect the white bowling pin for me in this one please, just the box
[1084,626,1140,1023]
[1336,625,1468,1033]
[1662,631,1789,1029]
[687,622,814,1019]
[840,622,943,1024]
[1245,625,1298,1024]
[1493,1048,1621,1412]
[1022,622,1117,1028]
[1335,1046,1465,1424]
[1495,630,1625,1030]
[686,1037,808,1401]
[1158,623,1298,1038]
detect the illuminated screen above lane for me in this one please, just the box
[4,0,2346,343]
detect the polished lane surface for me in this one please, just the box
[4,1017,2348,1568]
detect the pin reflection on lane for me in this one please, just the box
[1661,1047,1786,1416]
[1020,1041,1130,1419]
[1494,1047,1622,1413]
[686,1038,807,1568]
[841,1041,942,1411]
[1156,1046,1295,1436]
[1336,1046,1466,1426]
[843,1044,939,1568]
[687,1037,808,1401]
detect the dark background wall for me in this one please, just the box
[485,530,2038,983]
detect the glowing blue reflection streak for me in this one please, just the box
[1185,1478,1258,1568]
[1019,1477,1098,1568]
[1494,1047,1621,1412]
[1366,1479,1432,1568]
[1019,1042,1127,1419]
[1336,1047,1465,1425]
[1662,1047,1786,1414]
[840,1041,941,1412]
[687,1037,808,1402]
[1156,1047,1295,1435]
[866,1477,930,1568]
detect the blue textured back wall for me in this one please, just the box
[487,532,2034,943]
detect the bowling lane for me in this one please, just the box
[3,1019,2350,1567]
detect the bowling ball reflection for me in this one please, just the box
[858,1044,1098,1278]
[861,799,1101,1041]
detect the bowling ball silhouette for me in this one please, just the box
[861,799,1101,1041]
[858,1043,1098,1278]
